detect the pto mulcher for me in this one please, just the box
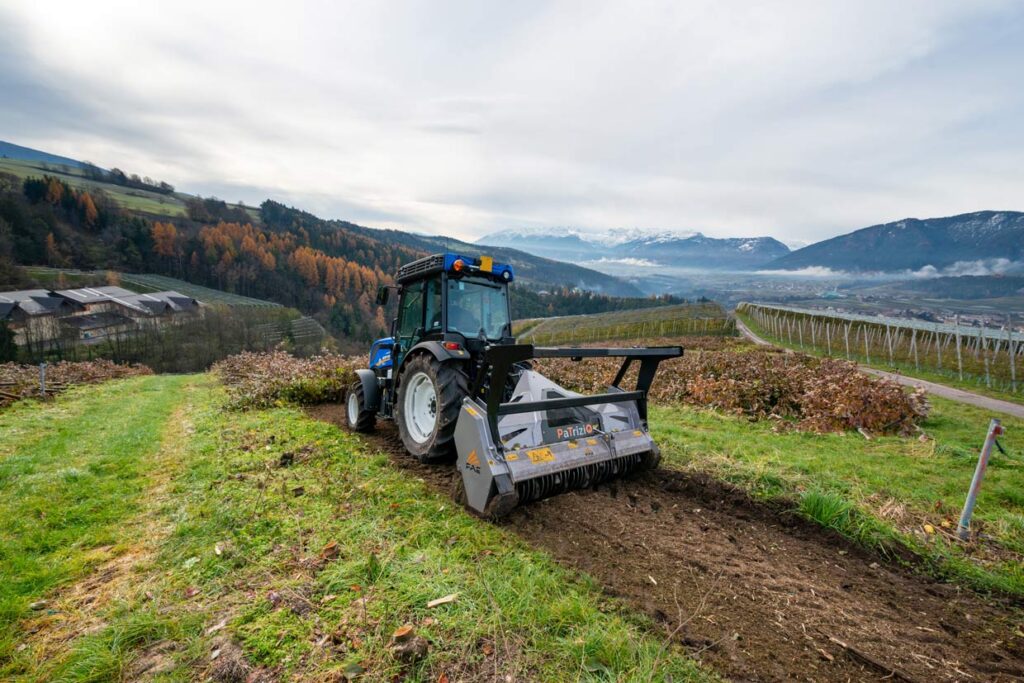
[346,253,681,517]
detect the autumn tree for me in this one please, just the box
[78,191,99,228]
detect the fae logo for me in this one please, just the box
[464,449,481,473]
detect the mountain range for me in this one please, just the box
[766,211,1024,273]
[477,227,791,270]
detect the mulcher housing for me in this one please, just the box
[346,252,682,516]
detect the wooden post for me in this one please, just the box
[1010,314,1018,393]
[911,327,919,371]
[950,317,958,382]
[885,324,894,365]
[844,323,851,360]
[798,318,804,348]
[825,322,832,355]
[863,325,871,364]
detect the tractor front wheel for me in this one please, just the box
[346,380,376,433]
[396,354,468,463]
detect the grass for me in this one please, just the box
[0,375,191,669]
[1,375,713,681]
[0,158,188,217]
[651,395,1024,595]
[516,303,734,345]
[736,309,1024,405]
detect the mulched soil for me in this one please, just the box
[307,404,1024,682]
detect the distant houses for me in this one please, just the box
[0,285,201,347]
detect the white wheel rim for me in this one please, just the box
[347,391,360,426]
[404,371,438,444]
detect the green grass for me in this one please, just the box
[0,375,191,669]
[516,303,734,345]
[736,309,1024,405]
[651,396,1024,595]
[1,376,713,681]
[0,158,188,217]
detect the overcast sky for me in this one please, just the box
[2,1,1022,246]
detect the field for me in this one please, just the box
[514,302,734,344]
[22,267,283,308]
[0,158,259,221]
[0,158,188,217]
[3,335,1024,680]
[738,302,1022,400]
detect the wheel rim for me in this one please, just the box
[404,371,438,444]
[347,391,360,426]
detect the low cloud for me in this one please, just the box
[758,259,1024,280]
[584,257,660,268]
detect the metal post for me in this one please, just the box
[39,362,47,397]
[957,419,1004,540]
[1008,314,1016,393]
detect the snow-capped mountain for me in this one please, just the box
[476,227,790,270]
[765,211,1024,272]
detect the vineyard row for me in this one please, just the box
[738,303,1021,393]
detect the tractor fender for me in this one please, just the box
[353,368,381,413]
[398,341,470,376]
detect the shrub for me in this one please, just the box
[535,348,929,436]
[212,350,360,409]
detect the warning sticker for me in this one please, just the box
[527,447,556,463]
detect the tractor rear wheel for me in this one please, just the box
[346,380,376,433]
[396,354,468,463]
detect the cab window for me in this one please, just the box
[397,281,424,340]
[424,277,443,332]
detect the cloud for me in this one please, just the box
[1,1,1023,242]
[759,259,1024,280]
[584,257,660,268]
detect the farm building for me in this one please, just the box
[0,286,203,347]
[0,289,78,345]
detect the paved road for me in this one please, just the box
[735,317,1024,419]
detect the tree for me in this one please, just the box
[78,191,99,228]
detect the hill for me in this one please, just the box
[478,226,790,270]
[766,210,1024,272]
[0,140,85,168]
[0,147,653,342]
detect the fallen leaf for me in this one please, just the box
[923,524,936,535]
[427,593,459,608]
[482,642,494,656]
[214,543,224,556]
[206,618,228,635]
[437,674,450,683]
[321,541,340,560]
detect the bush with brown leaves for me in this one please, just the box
[213,351,360,409]
[535,348,929,436]
[0,360,153,409]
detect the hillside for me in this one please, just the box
[0,144,650,342]
[0,140,84,168]
[478,226,790,270]
[766,210,1024,272]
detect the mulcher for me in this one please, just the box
[346,252,681,517]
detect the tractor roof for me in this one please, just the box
[396,253,514,285]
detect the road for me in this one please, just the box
[734,316,1024,419]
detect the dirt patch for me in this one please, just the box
[308,404,1024,682]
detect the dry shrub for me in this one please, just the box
[0,359,153,408]
[535,349,929,436]
[213,350,360,409]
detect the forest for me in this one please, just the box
[0,173,687,344]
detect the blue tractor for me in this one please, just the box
[346,252,681,516]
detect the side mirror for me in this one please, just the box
[376,286,390,306]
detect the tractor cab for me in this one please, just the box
[372,253,515,373]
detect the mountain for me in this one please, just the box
[344,225,643,297]
[766,211,1024,273]
[0,141,85,168]
[477,227,790,270]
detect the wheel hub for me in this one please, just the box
[404,371,439,444]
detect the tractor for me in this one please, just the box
[346,252,681,516]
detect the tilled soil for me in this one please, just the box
[308,406,1024,682]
